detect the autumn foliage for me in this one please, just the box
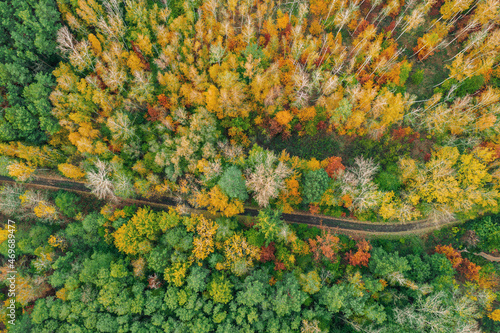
[345,239,372,267]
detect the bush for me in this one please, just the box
[218,166,248,201]
[54,191,80,218]
[302,169,330,204]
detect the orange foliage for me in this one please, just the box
[457,258,481,282]
[324,156,345,179]
[259,242,276,262]
[309,204,320,214]
[345,239,372,267]
[277,176,302,213]
[340,194,352,208]
[435,244,463,268]
[308,231,341,262]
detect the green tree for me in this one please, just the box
[302,169,330,204]
[54,191,80,217]
[255,208,284,245]
[218,166,249,201]
[0,0,61,143]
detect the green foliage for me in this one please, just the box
[456,75,485,97]
[374,164,401,191]
[218,166,248,201]
[302,169,330,204]
[272,273,308,317]
[299,270,322,294]
[411,69,424,85]
[255,208,284,245]
[369,247,410,282]
[399,62,412,86]
[54,191,80,217]
[260,133,342,160]
[208,275,233,304]
[236,270,269,307]
[0,156,11,176]
[469,215,500,252]
[0,0,60,143]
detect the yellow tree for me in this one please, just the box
[7,162,35,182]
[58,163,86,180]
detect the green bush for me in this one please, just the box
[302,169,330,204]
[218,166,248,201]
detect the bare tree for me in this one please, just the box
[340,157,382,212]
[86,160,117,201]
[246,150,292,207]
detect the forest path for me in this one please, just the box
[0,175,466,239]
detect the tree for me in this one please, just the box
[57,163,85,180]
[340,156,382,212]
[369,247,411,286]
[113,206,160,255]
[254,209,284,245]
[7,161,35,182]
[245,147,292,207]
[193,185,245,217]
[0,0,61,143]
[345,239,372,267]
[86,159,116,201]
[218,166,249,201]
[324,156,345,179]
[302,169,330,204]
[208,275,233,304]
[308,230,341,263]
[299,270,322,294]
[54,191,79,217]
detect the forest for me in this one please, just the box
[0,0,500,331]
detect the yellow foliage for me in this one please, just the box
[56,287,68,301]
[7,162,35,182]
[75,137,94,154]
[306,158,321,171]
[113,207,160,255]
[278,176,302,213]
[218,234,260,276]
[132,161,148,175]
[276,12,289,30]
[194,186,244,217]
[275,110,293,126]
[58,163,86,180]
[127,52,145,72]
[489,309,500,321]
[192,216,218,261]
[379,192,396,220]
[136,34,153,56]
[164,261,191,287]
[0,229,8,245]
[88,33,102,54]
[297,106,317,123]
[34,201,58,220]
[204,85,219,112]
[48,235,67,250]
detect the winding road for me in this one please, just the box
[0,175,463,237]
[3,175,499,262]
